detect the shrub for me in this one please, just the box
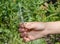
[0,0,60,44]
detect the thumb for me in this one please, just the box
[24,22,45,31]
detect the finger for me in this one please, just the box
[24,22,45,31]
[20,22,45,31]
[20,32,28,38]
[19,28,25,33]
[24,22,34,29]
[23,37,30,42]
[28,35,46,42]
[24,22,41,29]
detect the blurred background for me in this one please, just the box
[0,0,60,44]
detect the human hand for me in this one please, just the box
[19,22,49,42]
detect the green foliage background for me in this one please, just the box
[0,0,60,44]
